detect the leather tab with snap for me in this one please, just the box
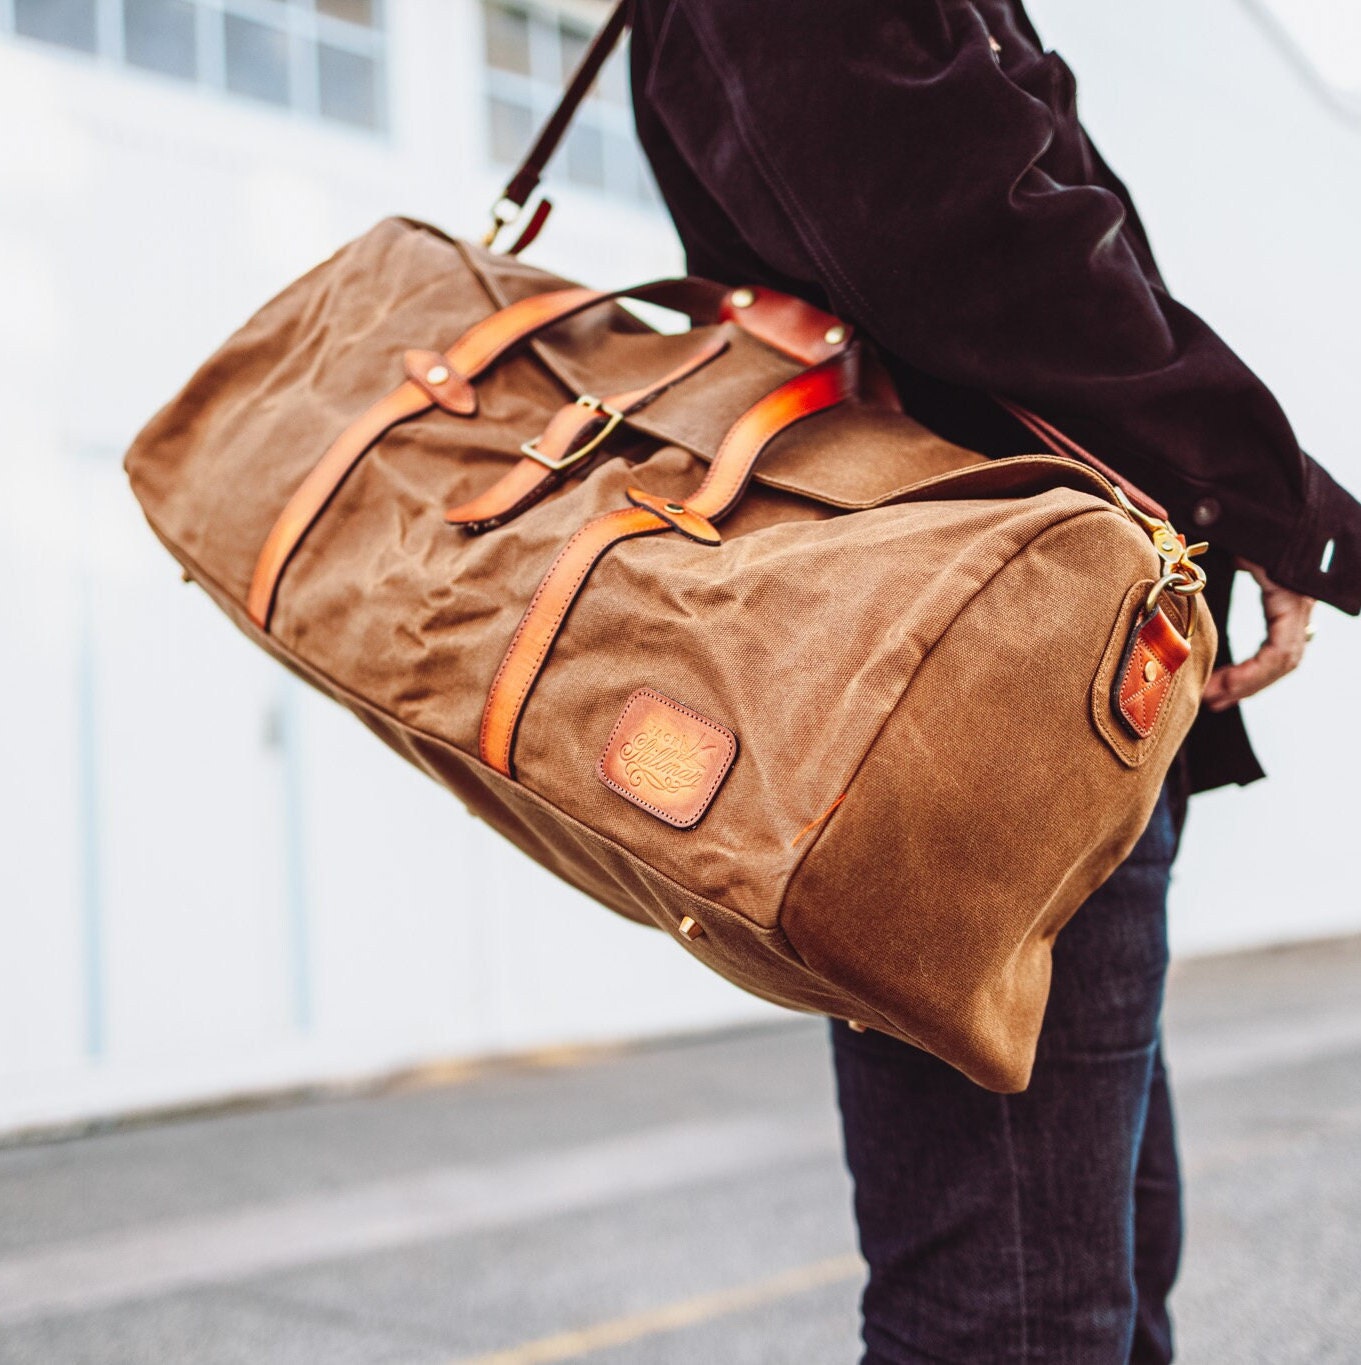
[1114,605,1191,740]
[626,488,721,545]
[404,348,476,415]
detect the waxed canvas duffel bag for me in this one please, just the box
[123,211,1215,1092]
[123,0,1217,1091]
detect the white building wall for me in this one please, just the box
[0,0,1357,1133]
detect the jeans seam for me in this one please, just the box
[998,1094,1029,1363]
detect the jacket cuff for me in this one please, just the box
[1266,456,1361,614]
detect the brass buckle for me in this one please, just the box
[520,395,625,472]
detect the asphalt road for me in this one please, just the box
[1,935,1358,1364]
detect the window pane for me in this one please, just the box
[319,44,379,128]
[559,21,588,82]
[317,0,377,25]
[224,15,291,107]
[488,95,532,164]
[565,121,605,190]
[14,0,97,52]
[124,0,198,81]
[484,5,529,76]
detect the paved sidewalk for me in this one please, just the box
[0,936,1358,1364]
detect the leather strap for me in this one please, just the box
[446,330,731,533]
[506,198,554,257]
[487,0,631,245]
[249,278,851,629]
[480,505,666,777]
[719,286,850,367]
[686,360,851,521]
[1114,602,1191,740]
[249,280,730,630]
[248,380,430,628]
[480,358,853,776]
[999,398,1169,522]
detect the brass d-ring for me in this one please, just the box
[1145,573,1201,638]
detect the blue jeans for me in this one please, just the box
[831,775,1186,1364]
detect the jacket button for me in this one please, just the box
[1191,497,1221,528]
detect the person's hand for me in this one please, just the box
[1201,558,1316,712]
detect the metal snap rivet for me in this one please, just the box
[824,324,847,345]
[664,501,685,515]
[729,287,755,309]
[426,364,451,386]
[678,915,704,941]
[1144,660,1159,683]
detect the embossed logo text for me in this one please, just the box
[599,689,737,829]
[620,722,714,794]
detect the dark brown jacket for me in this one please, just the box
[629,0,1361,791]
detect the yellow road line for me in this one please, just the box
[448,1252,864,1365]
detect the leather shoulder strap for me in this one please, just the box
[485,0,631,246]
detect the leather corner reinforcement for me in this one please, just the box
[1113,604,1191,740]
[598,688,737,829]
[1091,582,1192,767]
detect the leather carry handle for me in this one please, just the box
[479,357,855,776]
[248,280,851,629]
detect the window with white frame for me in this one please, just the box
[1,0,386,131]
[482,0,658,206]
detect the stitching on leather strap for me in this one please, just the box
[481,506,669,774]
[689,357,851,521]
[248,283,682,632]
[247,380,432,630]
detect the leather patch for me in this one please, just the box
[1113,605,1191,740]
[598,689,737,829]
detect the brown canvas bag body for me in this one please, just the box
[124,215,1215,1092]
